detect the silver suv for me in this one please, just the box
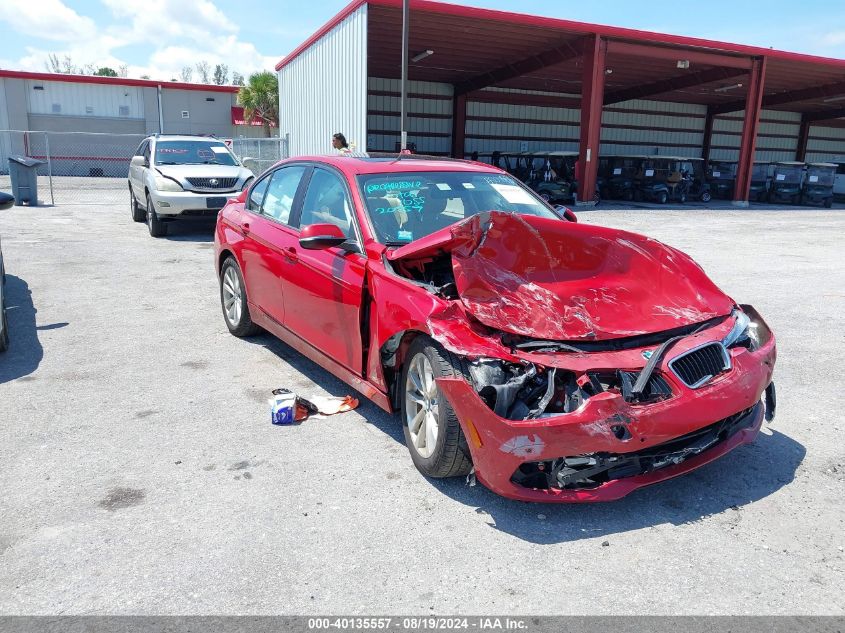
[128,135,254,237]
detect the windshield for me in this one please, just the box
[154,140,238,166]
[806,167,835,186]
[358,171,560,245]
[774,165,803,184]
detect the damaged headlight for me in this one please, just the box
[722,307,768,351]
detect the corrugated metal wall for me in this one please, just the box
[601,100,705,156]
[710,109,801,162]
[366,77,452,154]
[278,3,368,156]
[806,125,845,163]
[25,79,144,119]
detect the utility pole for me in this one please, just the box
[400,0,409,150]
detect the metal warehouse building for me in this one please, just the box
[276,0,845,204]
[0,70,268,177]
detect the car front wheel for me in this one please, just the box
[146,194,168,237]
[130,187,145,222]
[400,336,473,479]
[220,257,260,337]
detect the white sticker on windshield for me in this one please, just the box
[435,183,451,191]
[776,174,786,181]
[462,183,475,189]
[645,169,655,177]
[491,183,536,205]
[211,146,229,154]
[713,171,721,178]
[613,168,622,175]
[809,175,819,183]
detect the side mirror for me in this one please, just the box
[555,205,578,223]
[130,155,148,168]
[234,188,248,204]
[299,223,348,250]
[0,192,15,210]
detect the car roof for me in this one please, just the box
[149,135,227,143]
[286,154,508,176]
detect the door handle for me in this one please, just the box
[242,221,250,234]
[284,247,298,263]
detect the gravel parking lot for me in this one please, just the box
[0,199,843,615]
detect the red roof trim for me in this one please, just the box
[0,69,240,93]
[275,0,845,72]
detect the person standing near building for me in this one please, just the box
[332,133,351,154]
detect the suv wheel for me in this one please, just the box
[130,187,145,222]
[146,194,168,237]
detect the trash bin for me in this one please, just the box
[8,156,45,206]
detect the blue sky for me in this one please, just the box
[0,1,844,81]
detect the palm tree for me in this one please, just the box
[238,71,279,138]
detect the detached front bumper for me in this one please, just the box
[151,190,238,217]
[435,336,776,503]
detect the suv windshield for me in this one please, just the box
[358,171,560,245]
[153,140,238,166]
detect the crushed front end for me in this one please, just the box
[436,306,776,502]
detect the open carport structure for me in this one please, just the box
[276,0,845,205]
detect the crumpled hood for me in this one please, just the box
[388,211,734,341]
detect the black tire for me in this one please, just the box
[540,192,551,202]
[400,336,473,479]
[658,191,668,204]
[219,257,260,337]
[0,301,8,353]
[130,186,145,222]
[632,190,641,202]
[592,190,601,205]
[791,194,800,205]
[824,197,833,209]
[678,192,687,204]
[146,194,168,237]
[701,191,712,203]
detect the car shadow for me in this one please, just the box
[163,220,217,243]
[426,426,805,544]
[246,329,803,542]
[0,275,46,384]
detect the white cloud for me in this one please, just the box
[0,0,96,41]
[0,0,277,80]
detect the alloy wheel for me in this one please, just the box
[405,353,439,458]
[222,266,243,326]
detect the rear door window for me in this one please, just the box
[261,166,306,225]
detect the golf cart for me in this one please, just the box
[768,161,805,204]
[801,162,836,208]
[679,158,712,202]
[634,156,692,204]
[707,160,737,199]
[601,155,644,201]
[749,162,772,202]
[525,153,573,204]
[549,151,602,204]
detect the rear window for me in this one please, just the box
[154,140,237,166]
[358,171,559,245]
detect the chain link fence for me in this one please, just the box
[0,130,289,206]
[231,135,289,176]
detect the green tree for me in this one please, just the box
[232,72,245,87]
[237,71,279,137]
[213,63,229,85]
[94,67,118,77]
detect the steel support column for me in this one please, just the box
[796,118,810,162]
[578,35,606,205]
[451,93,466,158]
[702,107,715,165]
[733,57,767,205]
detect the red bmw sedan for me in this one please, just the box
[214,154,776,502]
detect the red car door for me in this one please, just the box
[281,167,367,375]
[238,165,308,327]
